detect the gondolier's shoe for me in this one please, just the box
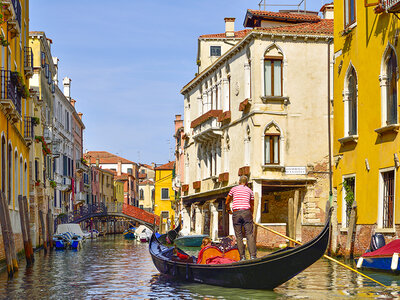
[251,256,257,259]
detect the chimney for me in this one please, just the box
[117,160,122,176]
[78,112,83,120]
[224,18,235,37]
[320,3,334,20]
[70,99,76,107]
[151,162,155,169]
[63,77,71,100]
[175,114,181,121]
[52,57,59,85]
[96,158,100,167]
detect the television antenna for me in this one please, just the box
[258,0,307,13]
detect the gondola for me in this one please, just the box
[149,208,332,290]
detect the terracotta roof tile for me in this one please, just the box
[247,9,320,23]
[139,180,154,185]
[254,19,333,36]
[140,163,154,170]
[200,29,251,39]
[139,173,147,179]
[155,161,175,170]
[85,151,136,164]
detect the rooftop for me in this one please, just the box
[85,151,136,165]
[155,161,175,170]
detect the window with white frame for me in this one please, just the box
[380,170,395,228]
[381,47,398,126]
[344,0,356,28]
[344,66,358,136]
[264,124,280,165]
[161,188,169,200]
[342,176,355,228]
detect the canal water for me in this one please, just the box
[0,235,399,299]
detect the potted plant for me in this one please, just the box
[49,180,57,188]
[32,117,40,126]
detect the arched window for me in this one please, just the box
[20,157,23,199]
[263,45,283,97]
[24,161,27,197]
[8,144,12,205]
[1,136,5,193]
[139,189,144,200]
[14,150,18,209]
[344,65,358,136]
[264,123,280,165]
[386,48,397,125]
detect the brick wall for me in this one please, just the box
[0,233,23,261]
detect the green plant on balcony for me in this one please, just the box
[0,8,9,47]
[11,71,30,98]
[35,135,52,155]
[31,116,40,126]
[49,180,57,188]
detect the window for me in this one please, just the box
[139,189,144,200]
[264,134,279,164]
[45,63,49,78]
[7,144,12,205]
[344,66,357,136]
[382,170,395,228]
[264,57,282,97]
[14,151,18,209]
[344,0,356,28]
[41,52,45,67]
[210,46,221,57]
[161,188,169,200]
[342,176,355,228]
[386,48,397,125]
[1,137,5,193]
[151,189,155,200]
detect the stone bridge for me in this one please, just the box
[55,203,160,229]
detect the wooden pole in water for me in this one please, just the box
[0,192,14,276]
[2,192,18,271]
[18,195,31,264]
[345,201,357,259]
[39,210,47,252]
[255,222,389,288]
[23,196,34,261]
[48,208,53,249]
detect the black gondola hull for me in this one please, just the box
[149,210,332,290]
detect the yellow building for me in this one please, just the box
[114,180,124,204]
[154,161,175,233]
[0,0,31,260]
[333,0,400,254]
[28,31,56,246]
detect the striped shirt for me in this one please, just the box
[228,184,254,210]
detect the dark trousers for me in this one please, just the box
[232,209,257,259]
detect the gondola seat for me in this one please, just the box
[197,246,240,264]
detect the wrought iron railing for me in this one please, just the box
[384,0,400,11]
[0,70,21,115]
[24,47,33,70]
[24,116,34,139]
[11,0,21,29]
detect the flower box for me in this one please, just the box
[218,172,229,183]
[193,181,201,190]
[238,166,250,176]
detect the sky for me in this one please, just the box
[30,0,330,165]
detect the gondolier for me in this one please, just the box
[225,175,257,260]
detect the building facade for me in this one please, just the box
[333,0,400,254]
[181,7,334,244]
[0,0,31,259]
[154,161,175,233]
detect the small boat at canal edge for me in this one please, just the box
[149,208,332,290]
[356,239,400,273]
[123,227,136,239]
[174,234,209,247]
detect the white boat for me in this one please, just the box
[135,225,153,243]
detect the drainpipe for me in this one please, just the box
[327,37,333,203]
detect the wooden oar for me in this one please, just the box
[255,222,389,289]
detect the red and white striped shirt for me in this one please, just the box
[228,184,254,210]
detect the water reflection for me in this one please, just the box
[0,236,399,299]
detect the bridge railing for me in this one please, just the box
[55,203,108,227]
[106,202,123,214]
[122,203,160,226]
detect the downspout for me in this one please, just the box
[327,37,333,203]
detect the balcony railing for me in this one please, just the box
[24,47,33,76]
[384,0,400,12]
[0,70,21,120]
[3,0,22,35]
[24,116,34,142]
[12,0,21,29]
[191,110,223,142]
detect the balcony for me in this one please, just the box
[191,110,222,142]
[0,70,21,123]
[218,172,229,183]
[24,47,33,78]
[238,166,251,176]
[3,0,21,37]
[384,0,400,12]
[24,117,34,145]
[76,192,86,202]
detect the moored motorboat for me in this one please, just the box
[174,234,209,248]
[149,209,332,290]
[356,236,400,273]
[135,225,153,243]
[123,227,136,239]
